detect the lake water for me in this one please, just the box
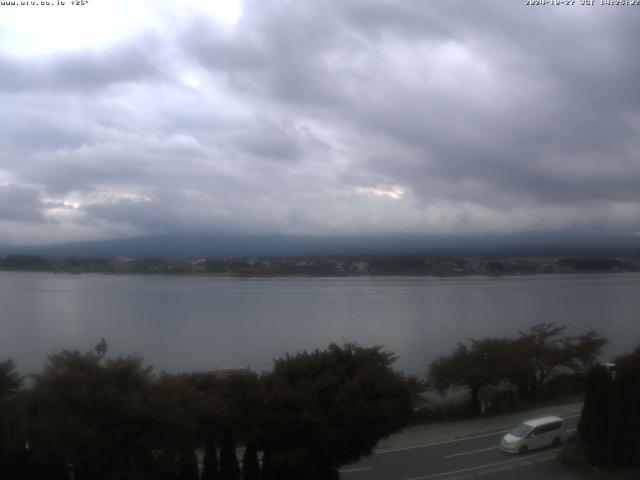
[1,271,639,377]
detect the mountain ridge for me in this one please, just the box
[2,233,640,259]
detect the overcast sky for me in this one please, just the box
[1,0,640,245]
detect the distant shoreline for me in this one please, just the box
[2,253,639,278]
[2,268,639,280]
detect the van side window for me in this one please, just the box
[549,421,561,431]
[534,421,561,435]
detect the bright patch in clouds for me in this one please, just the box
[356,186,408,201]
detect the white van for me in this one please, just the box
[500,416,565,454]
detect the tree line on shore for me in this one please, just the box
[2,253,639,277]
[0,323,629,479]
[428,323,608,414]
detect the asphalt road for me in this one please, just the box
[339,414,580,480]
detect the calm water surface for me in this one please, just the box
[1,271,639,376]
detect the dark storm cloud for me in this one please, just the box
[3,0,640,244]
[342,0,452,39]
[233,118,306,162]
[80,197,172,231]
[181,0,640,210]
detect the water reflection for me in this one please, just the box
[1,272,639,375]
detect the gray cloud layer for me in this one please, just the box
[2,0,640,245]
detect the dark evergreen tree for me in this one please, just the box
[219,433,240,480]
[260,450,276,480]
[177,446,199,480]
[579,347,640,467]
[12,450,69,480]
[241,443,260,480]
[201,431,219,480]
[0,359,23,478]
[579,364,611,464]
[609,347,640,466]
[0,360,22,400]
[156,451,178,480]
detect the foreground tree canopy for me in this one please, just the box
[0,343,420,480]
[428,323,607,413]
[0,361,22,400]
[261,344,422,478]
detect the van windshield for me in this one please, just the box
[511,424,534,438]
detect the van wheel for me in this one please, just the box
[519,445,528,454]
[552,437,562,447]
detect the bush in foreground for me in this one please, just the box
[1,343,422,479]
[260,343,422,479]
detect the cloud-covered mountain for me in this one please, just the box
[2,233,639,260]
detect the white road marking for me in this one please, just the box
[444,446,500,458]
[339,466,372,474]
[403,449,559,480]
